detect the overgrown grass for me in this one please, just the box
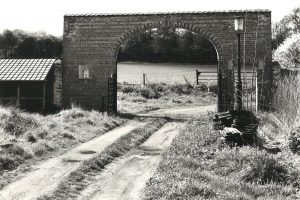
[118,82,217,114]
[0,106,124,189]
[144,118,300,200]
[273,73,300,128]
[272,72,300,154]
[39,118,166,200]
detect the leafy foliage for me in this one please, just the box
[0,29,62,59]
[273,33,300,69]
[272,7,300,50]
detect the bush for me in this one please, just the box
[0,155,21,171]
[208,83,218,94]
[198,83,208,92]
[289,126,300,153]
[140,87,160,99]
[0,145,32,171]
[242,152,290,184]
[170,84,192,95]
[120,84,137,93]
[3,109,39,137]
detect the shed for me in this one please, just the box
[0,59,62,112]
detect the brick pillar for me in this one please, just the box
[227,60,235,110]
[53,59,62,107]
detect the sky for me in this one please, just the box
[0,0,299,36]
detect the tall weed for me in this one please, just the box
[273,73,300,127]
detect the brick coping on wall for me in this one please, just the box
[65,9,271,17]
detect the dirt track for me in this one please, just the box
[77,122,182,200]
[0,104,216,200]
[0,121,145,200]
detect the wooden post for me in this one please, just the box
[43,82,46,113]
[196,70,199,85]
[143,73,146,85]
[16,84,20,107]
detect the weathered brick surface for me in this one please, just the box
[53,60,63,107]
[63,10,272,111]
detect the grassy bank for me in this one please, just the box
[144,116,300,200]
[0,106,124,189]
[39,118,166,200]
[118,82,217,114]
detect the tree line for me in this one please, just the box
[0,30,62,59]
[272,7,300,69]
[118,25,218,64]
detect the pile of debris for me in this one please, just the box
[213,110,259,146]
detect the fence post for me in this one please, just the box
[143,73,146,85]
[196,70,201,85]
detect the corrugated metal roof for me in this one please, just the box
[65,9,271,17]
[0,59,56,81]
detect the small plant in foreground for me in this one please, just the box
[3,109,39,137]
[140,87,161,99]
[242,152,291,185]
[289,126,300,153]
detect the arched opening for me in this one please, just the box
[113,22,221,115]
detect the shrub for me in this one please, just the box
[208,83,218,94]
[170,84,192,95]
[140,87,160,99]
[0,145,32,171]
[289,126,300,153]
[120,84,137,93]
[3,109,39,137]
[242,152,290,185]
[198,83,208,92]
[0,154,21,171]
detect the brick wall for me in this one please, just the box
[63,10,272,112]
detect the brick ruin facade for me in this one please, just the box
[63,10,272,112]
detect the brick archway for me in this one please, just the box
[63,10,272,112]
[110,21,224,61]
[110,20,225,111]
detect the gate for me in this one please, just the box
[107,73,117,114]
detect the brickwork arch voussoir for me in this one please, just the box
[111,21,224,62]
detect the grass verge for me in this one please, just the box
[38,118,166,200]
[144,118,300,200]
[0,106,124,189]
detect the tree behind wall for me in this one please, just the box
[118,25,217,64]
[0,29,62,59]
[272,7,300,50]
